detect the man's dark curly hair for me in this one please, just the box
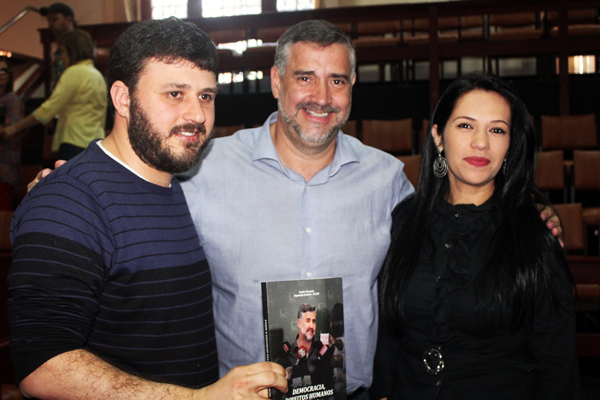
[107,17,218,95]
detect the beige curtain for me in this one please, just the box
[123,0,140,22]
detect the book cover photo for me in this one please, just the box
[262,277,346,400]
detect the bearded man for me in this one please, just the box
[7,18,285,400]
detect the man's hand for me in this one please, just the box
[201,362,287,400]
[27,160,67,192]
[21,351,286,400]
[539,204,564,247]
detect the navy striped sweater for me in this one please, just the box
[8,142,219,388]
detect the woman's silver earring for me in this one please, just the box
[503,158,507,175]
[433,148,448,178]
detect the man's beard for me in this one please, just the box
[301,327,315,341]
[279,99,347,144]
[127,96,212,174]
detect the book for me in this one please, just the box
[261,277,346,400]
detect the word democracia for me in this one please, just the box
[288,384,334,400]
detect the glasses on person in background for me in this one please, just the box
[0,68,8,75]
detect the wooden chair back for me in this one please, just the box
[535,150,565,191]
[396,154,422,188]
[541,114,598,150]
[341,120,357,137]
[554,203,586,253]
[362,118,413,154]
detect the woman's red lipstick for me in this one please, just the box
[464,157,490,167]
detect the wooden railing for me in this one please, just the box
[37,0,600,115]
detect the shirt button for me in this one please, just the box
[306,271,312,278]
[444,243,452,249]
[305,227,312,233]
[436,276,441,282]
[436,380,442,386]
[454,213,460,218]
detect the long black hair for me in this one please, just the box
[379,72,572,332]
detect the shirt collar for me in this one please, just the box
[251,111,360,182]
[252,112,280,163]
[76,59,94,67]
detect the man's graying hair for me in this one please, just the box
[297,303,316,319]
[274,20,356,79]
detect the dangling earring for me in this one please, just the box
[433,147,448,178]
[503,158,507,175]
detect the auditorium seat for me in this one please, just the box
[396,154,422,188]
[209,29,247,45]
[568,256,600,357]
[361,118,414,154]
[341,120,357,138]
[488,12,543,41]
[535,150,567,203]
[401,15,484,45]
[572,150,600,254]
[547,8,600,37]
[554,203,586,254]
[255,26,287,44]
[354,20,401,48]
[572,150,600,212]
[242,26,285,59]
[541,114,598,152]
[401,17,459,45]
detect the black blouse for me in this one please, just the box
[372,197,579,400]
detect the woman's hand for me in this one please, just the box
[539,204,564,247]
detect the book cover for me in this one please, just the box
[262,277,346,400]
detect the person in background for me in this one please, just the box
[40,2,75,90]
[0,56,24,210]
[0,29,107,161]
[373,73,579,400]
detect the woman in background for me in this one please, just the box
[0,56,25,209]
[0,29,106,161]
[373,73,578,399]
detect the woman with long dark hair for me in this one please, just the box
[373,73,578,399]
[0,56,24,209]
